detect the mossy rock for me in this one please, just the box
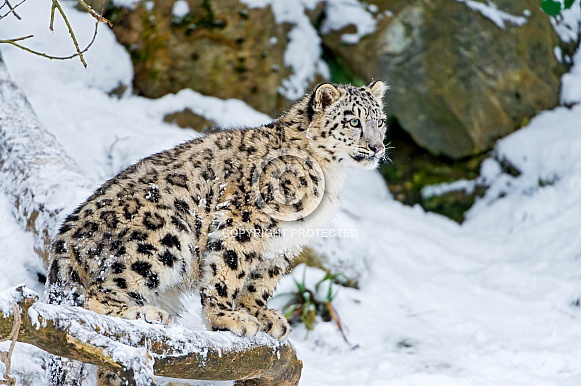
[379,118,485,222]
[163,108,215,132]
[105,0,295,116]
[421,186,485,223]
[321,0,578,158]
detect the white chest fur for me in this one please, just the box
[264,166,350,256]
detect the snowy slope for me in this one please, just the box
[1,1,581,386]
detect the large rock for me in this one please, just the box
[322,0,579,158]
[107,0,292,116]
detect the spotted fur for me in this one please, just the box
[46,82,387,386]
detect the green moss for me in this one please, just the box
[421,188,482,223]
[322,47,365,86]
[135,8,168,67]
[234,63,248,74]
[196,0,227,29]
[379,117,486,223]
[102,3,122,24]
[171,12,194,26]
[239,9,250,19]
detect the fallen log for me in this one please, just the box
[0,286,302,385]
[0,50,92,266]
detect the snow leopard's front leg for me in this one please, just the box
[237,253,292,340]
[200,239,261,336]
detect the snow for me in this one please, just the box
[25,296,283,357]
[0,285,283,386]
[456,0,528,29]
[172,0,190,20]
[550,0,581,43]
[1,1,581,386]
[421,179,476,199]
[110,0,141,9]
[0,194,43,295]
[320,0,378,44]
[562,45,581,104]
[241,0,329,100]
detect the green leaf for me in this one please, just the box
[283,304,298,319]
[564,0,574,9]
[294,278,306,294]
[327,286,337,302]
[540,0,562,15]
[303,304,317,330]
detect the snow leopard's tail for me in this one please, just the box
[45,258,88,386]
[47,356,87,386]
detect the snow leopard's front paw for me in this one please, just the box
[120,305,172,325]
[205,309,261,337]
[255,308,291,340]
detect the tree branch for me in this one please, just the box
[3,0,22,20]
[0,0,25,20]
[76,0,112,27]
[0,0,110,67]
[0,51,92,266]
[0,286,302,385]
[50,0,89,66]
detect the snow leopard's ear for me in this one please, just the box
[309,83,342,116]
[369,80,387,102]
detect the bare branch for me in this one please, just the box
[76,0,112,27]
[50,0,87,67]
[0,0,25,20]
[0,0,112,66]
[0,303,20,385]
[4,0,21,20]
[49,0,56,31]
[0,34,32,42]
[0,18,99,64]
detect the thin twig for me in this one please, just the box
[1,0,110,66]
[0,303,22,386]
[0,0,24,20]
[76,0,112,26]
[1,34,33,42]
[325,302,352,345]
[51,0,87,67]
[0,20,99,61]
[4,0,21,20]
[49,0,57,31]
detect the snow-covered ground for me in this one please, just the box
[1,1,581,385]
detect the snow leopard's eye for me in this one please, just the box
[378,119,387,127]
[349,118,361,128]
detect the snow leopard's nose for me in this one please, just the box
[368,144,384,155]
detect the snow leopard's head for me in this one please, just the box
[307,81,388,170]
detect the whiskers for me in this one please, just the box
[315,140,394,166]
[381,141,394,164]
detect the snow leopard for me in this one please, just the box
[46,81,387,385]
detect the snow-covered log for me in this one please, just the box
[0,50,92,266]
[0,285,302,385]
